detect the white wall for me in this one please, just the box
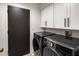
[0,3,42,56]
[0,3,7,56]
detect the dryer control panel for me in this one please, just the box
[43,38,55,49]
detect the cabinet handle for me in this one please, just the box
[46,21,47,26]
[64,18,66,27]
[67,18,70,27]
[45,21,47,26]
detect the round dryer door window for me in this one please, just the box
[43,47,59,56]
[33,38,39,51]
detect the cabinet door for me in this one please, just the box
[70,3,79,29]
[46,4,54,28]
[54,3,67,28]
[41,4,54,28]
[41,6,47,27]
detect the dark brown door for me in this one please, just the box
[8,6,30,56]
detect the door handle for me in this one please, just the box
[0,48,4,52]
[64,18,66,27]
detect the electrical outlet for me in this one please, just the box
[65,30,72,37]
[65,30,72,39]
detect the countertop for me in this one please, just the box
[34,31,55,37]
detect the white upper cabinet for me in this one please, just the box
[41,3,79,30]
[70,3,79,29]
[53,3,79,30]
[41,6,47,27]
[53,3,68,29]
[41,4,54,28]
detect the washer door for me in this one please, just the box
[43,47,59,56]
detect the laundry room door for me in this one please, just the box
[8,6,30,56]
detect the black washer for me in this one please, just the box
[43,47,58,56]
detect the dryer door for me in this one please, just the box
[43,47,59,56]
[33,38,39,51]
[33,38,41,56]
